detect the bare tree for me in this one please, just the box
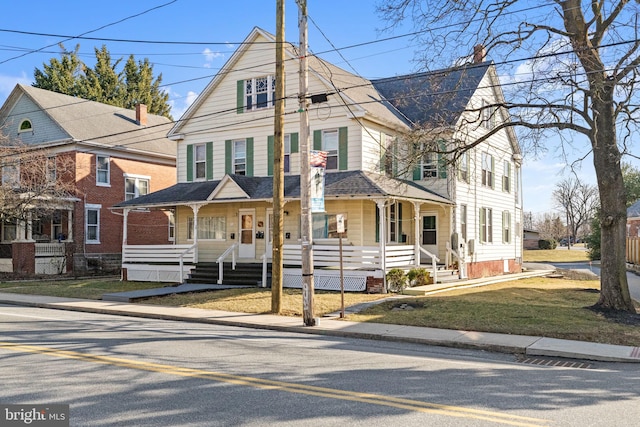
[553,177,599,247]
[534,212,565,242]
[379,0,640,312]
[0,131,76,234]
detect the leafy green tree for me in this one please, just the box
[622,162,640,208]
[33,44,172,119]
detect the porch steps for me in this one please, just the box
[186,262,270,287]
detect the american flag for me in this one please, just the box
[309,150,328,168]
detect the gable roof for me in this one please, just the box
[371,62,492,127]
[0,84,175,158]
[628,199,640,218]
[168,27,408,137]
[113,170,452,209]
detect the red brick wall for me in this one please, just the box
[12,242,35,275]
[74,151,176,255]
[628,219,640,237]
[466,259,522,279]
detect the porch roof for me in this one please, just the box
[113,170,452,209]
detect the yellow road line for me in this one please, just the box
[1,342,551,426]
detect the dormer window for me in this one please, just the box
[18,119,32,133]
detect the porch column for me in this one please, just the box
[413,201,421,266]
[122,208,130,246]
[376,200,386,276]
[67,208,74,242]
[16,219,26,242]
[189,204,202,246]
[26,212,33,241]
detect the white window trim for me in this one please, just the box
[322,129,339,170]
[85,203,101,244]
[124,173,151,200]
[233,139,247,175]
[187,216,226,241]
[245,75,276,111]
[194,143,207,181]
[96,155,110,187]
[18,119,33,133]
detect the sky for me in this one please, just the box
[0,0,621,218]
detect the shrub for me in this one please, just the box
[538,239,557,249]
[407,267,431,287]
[386,268,407,293]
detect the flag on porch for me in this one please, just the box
[310,150,327,213]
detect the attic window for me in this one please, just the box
[18,119,32,133]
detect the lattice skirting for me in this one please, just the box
[283,269,382,292]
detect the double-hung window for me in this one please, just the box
[96,155,110,185]
[480,207,493,243]
[46,156,56,183]
[233,139,246,175]
[85,204,101,244]
[481,152,494,188]
[322,129,339,170]
[245,75,275,111]
[194,144,206,180]
[503,160,511,193]
[2,163,19,187]
[460,204,467,242]
[422,152,438,178]
[502,211,511,243]
[283,134,291,174]
[482,99,496,129]
[459,151,469,182]
[124,175,150,200]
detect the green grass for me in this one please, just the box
[523,248,590,263]
[0,278,165,300]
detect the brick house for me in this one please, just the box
[0,84,176,275]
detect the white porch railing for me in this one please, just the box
[419,247,440,284]
[122,244,197,282]
[217,242,238,284]
[283,244,382,268]
[35,242,65,257]
[446,241,466,279]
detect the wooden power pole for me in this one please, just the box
[297,0,316,326]
[271,0,285,313]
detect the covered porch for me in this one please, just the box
[115,172,462,292]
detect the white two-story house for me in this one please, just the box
[115,27,522,291]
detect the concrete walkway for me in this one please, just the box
[1,290,639,363]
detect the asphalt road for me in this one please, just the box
[551,261,640,301]
[2,305,640,426]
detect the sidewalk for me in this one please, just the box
[1,291,639,363]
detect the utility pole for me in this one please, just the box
[297,0,316,326]
[271,0,285,313]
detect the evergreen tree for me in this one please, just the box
[33,44,172,119]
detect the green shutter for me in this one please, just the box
[236,80,244,114]
[338,127,348,170]
[291,132,299,153]
[479,208,485,243]
[206,142,213,180]
[413,164,421,180]
[313,130,322,150]
[186,144,194,182]
[267,135,274,176]
[246,137,254,177]
[438,140,447,179]
[225,140,232,174]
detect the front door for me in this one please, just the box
[238,209,255,259]
[421,214,438,257]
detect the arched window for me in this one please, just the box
[19,119,32,132]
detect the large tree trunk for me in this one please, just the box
[591,92,635,312]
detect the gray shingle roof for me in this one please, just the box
[628,199,640,218]
[12,85,175,157]
[371,62,492,126]
[114,171,452,208]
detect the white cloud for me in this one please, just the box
[202,48,224,67]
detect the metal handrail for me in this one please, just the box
[216,243,238,284]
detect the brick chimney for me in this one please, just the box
[473,44,486,64]
[136,103,147,126]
